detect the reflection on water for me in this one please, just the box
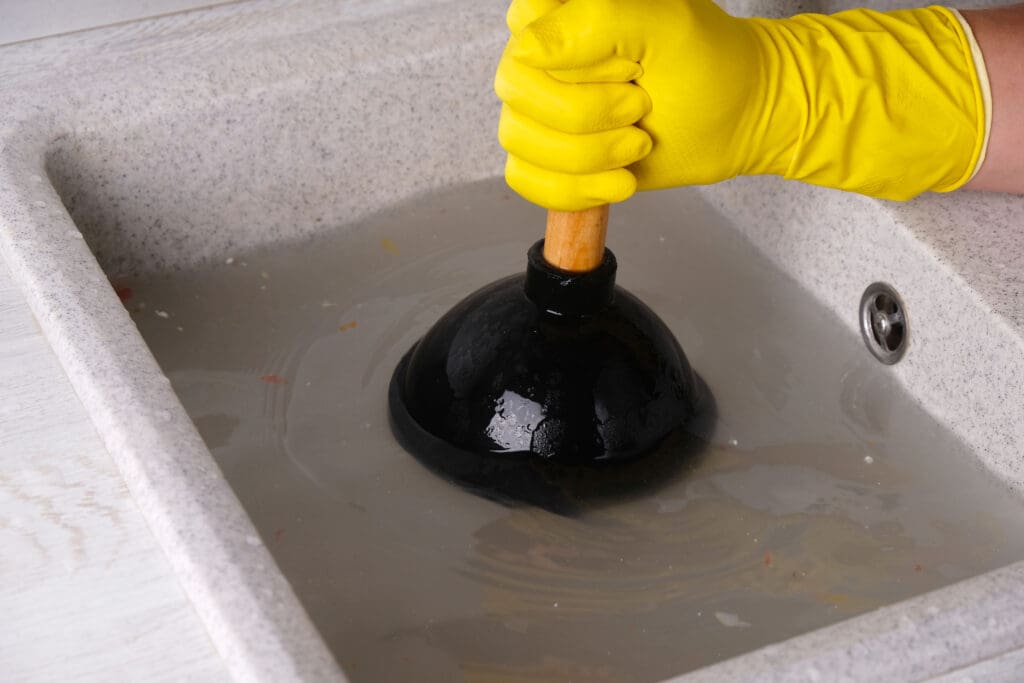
[124,179,1024,682]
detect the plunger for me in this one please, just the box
[388,204,710,508]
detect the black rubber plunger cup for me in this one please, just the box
[389,205,709,510]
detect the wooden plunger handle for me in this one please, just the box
[543,205,609,272]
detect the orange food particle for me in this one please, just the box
[381,238,400,255]
[915,563,923,573]
[338,321,358,332]
[763,551,773,567]
[259,374,287,385]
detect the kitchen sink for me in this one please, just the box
[3,0,1024,680]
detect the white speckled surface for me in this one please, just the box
[1,0,1023,681]
[0,1,507,680]
[699,180,1024,495]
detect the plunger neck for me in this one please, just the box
[525,240,617,317]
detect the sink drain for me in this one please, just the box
[860,282,907,364]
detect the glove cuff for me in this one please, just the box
[751,6,991,200]
[946,7,993,189]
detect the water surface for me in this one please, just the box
[123,179,1024,682]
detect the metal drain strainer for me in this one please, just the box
[860,282,908,364]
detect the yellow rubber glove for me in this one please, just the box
[494,0,991,210]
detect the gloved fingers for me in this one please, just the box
[508,0,636,69]
[549,57,643,84]
[498,104,652,174]
[495,50,651,134]
[506,0,563,35]
[505,155,637,211]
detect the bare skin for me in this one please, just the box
[961,3,1024,194]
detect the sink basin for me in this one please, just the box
[3,0,1024,680]
[111,176,1024,680]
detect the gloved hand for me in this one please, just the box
[494,0,991,210]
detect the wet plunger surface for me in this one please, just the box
[389,239,708,502]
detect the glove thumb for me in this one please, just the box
[507,0,564,35]
[509,0,621,69]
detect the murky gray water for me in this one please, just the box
[123,179,1024,682]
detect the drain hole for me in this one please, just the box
[860,283,907,364]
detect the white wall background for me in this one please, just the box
[0,0,234,45]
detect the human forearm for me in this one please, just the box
[961,3,1024,194]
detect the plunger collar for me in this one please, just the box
[524,239,617,317]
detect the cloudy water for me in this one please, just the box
[124,179,1024,682]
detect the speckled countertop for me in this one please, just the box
[1,0,1022,681]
